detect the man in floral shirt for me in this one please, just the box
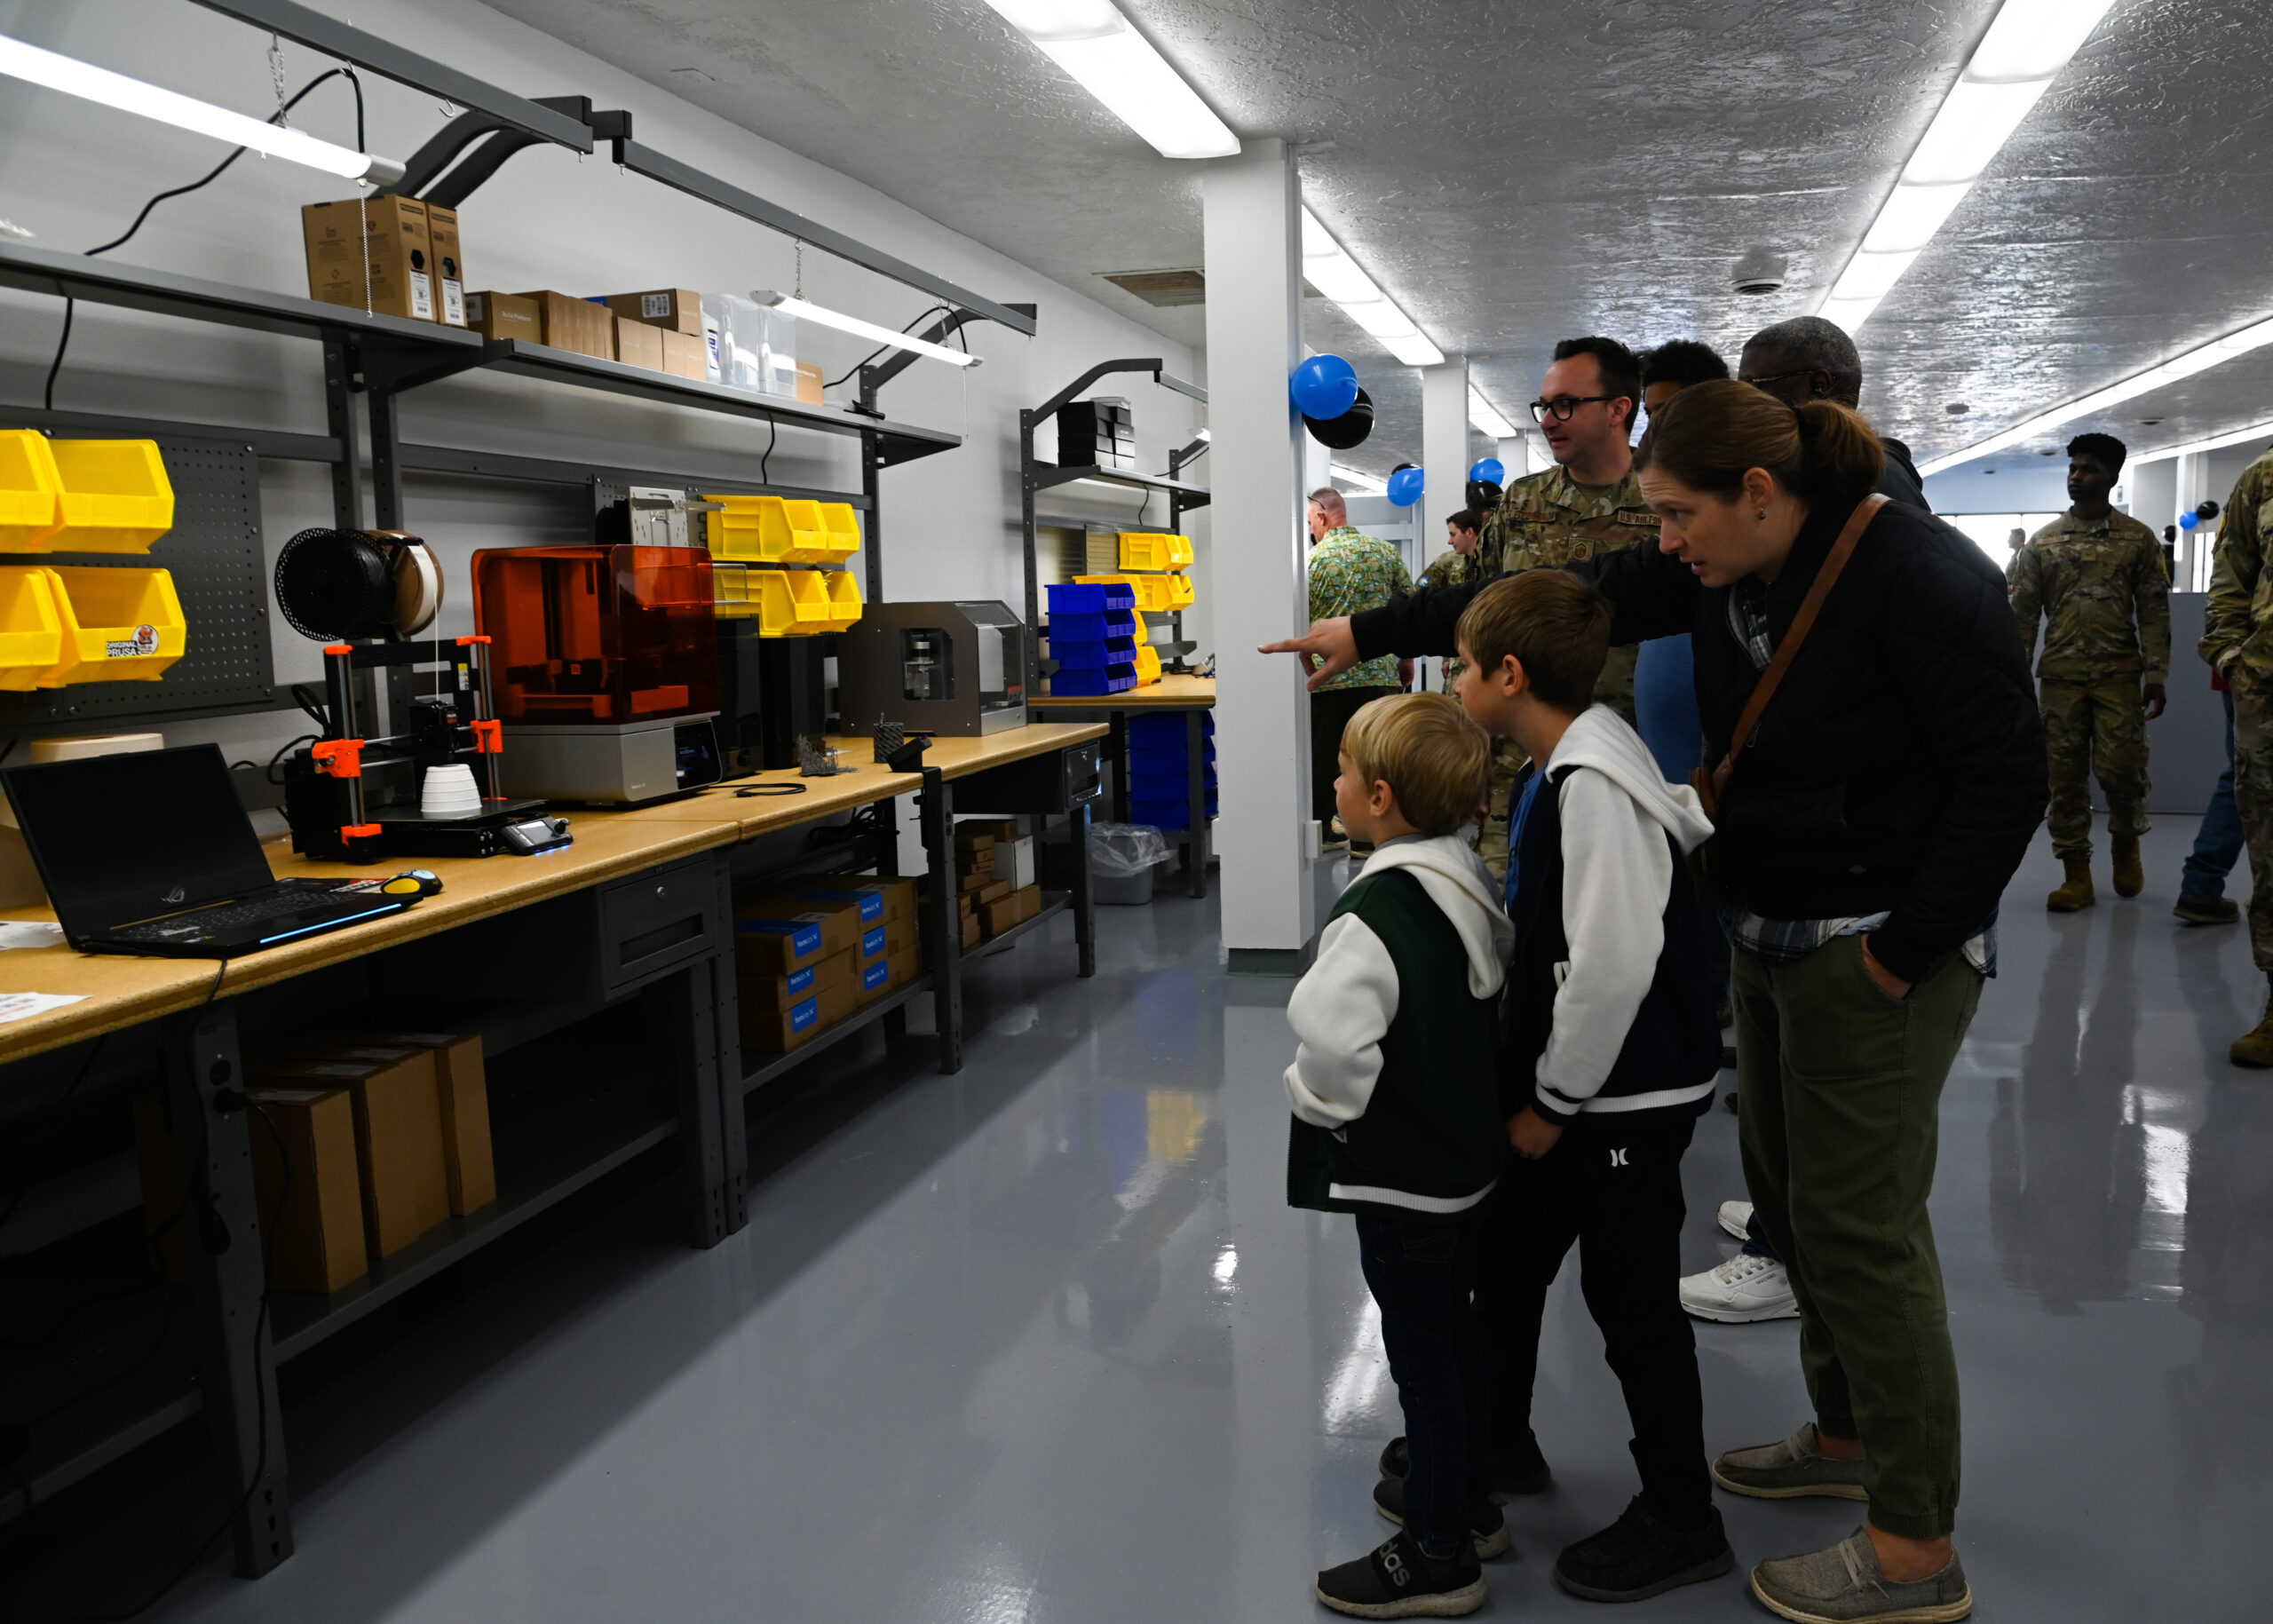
[1306,487,1414,844]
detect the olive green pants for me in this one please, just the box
[1734,933,1983,1540]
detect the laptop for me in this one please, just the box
[2,744,413,957]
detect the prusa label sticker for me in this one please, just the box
[107,623,159,659]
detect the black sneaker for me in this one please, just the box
[1370,1476,1511,1561]
[1378,1432,1552,1499]
[1552,1495,1734,1603]
[1316,1528,1486,1619]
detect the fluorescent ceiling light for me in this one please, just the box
[1328,463,1386,495]
[1467,388,1517,441]
[1300,205,1444,368]
[1818,0,2116,332]
[2155,418,2273,463]
[0,35,402,185]
[752,291,981,368]
[982,1,1237,160]
[1918,313,2273,475]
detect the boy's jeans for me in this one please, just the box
[2181,687,2242,905]
[1355,1213,1488,1559]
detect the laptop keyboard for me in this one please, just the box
[114,890,381,943]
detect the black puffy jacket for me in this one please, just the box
[1350,495,2047,985]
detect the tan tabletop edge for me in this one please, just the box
[1029,675,1215,709]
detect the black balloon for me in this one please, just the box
[1303,386,1374,449]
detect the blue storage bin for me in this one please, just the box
[1133,792,1216,830]
[1050,663,1138,697]
[1046,582,1114,614]
[1051,636,1137,669]
[1131,770,1214,803]
[1049,609,1136,644]
[1128,739,1216,772]
[1129,711,1213,744]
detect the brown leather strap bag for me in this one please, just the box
[1690,494,1888,866]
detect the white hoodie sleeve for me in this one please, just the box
[1283,913,1400,1128]
[1533,766,1672,1121]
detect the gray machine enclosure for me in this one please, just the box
[499,714,718,804]
[837,600,1030,737]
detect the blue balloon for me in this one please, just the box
[1387,465,1425,507]
[2179,511,2199,530]
[1469,457,1506,485]
[1290,353,1359,420]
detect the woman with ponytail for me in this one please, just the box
[1268,379,2046,1624]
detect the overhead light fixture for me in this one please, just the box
[982,1,1237,160]
[752,291,982,368]
[1301,207,1444,368]
[0,35,403,185]
[1920,313,2273,473]
[1328,463,1387,495]
[2153,416,2273,463]
[1819,0,2117,332]
[1467,388,1517,441]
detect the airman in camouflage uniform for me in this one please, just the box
[2010,433,2169,911]
[2198,445,2273,1064]
[1469,461,1660,877]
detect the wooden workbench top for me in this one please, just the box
[0,720,1106,1066]
[1029,675,1215,709]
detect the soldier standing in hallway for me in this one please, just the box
[2200,444,2273,1063]
[1469,336,1659,878]
[2009,432,2170,911]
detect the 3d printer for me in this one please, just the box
[471,543,725,804]
[836,600,1030,737]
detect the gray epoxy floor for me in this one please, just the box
[26,822,2273,1621]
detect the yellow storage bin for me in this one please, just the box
[1163,572,1196,610]
[44,440,174,553]
[706,495,852,566]
[1134,642,1162,685]
[1119,532,1192,573]
[1128,606,1147,642]
[820,568,863,633]
[41,566,186,685]
[712,562,760,619]
[1076,572,1175,613]
[0,430,65,551]
[0,566,64,690]
[814,502,862,564]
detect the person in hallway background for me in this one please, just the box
[2198,444,2273,1063]
[1265,380,2047,1624]
[1466,336,1660,880]
[1423,508,1485,589]
[1639,338,1730,420]
[2174,668,2243,924]
[2006,527,2028,584]
[1737,316,1927,510]
[1305,487,1414,852]
[2008,432,2170,912]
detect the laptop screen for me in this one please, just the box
[2,744,275,939]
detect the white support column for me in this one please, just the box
[1420,358,1469,530]
[1496,436,1526,480]
[2177,451,2214,591]
[1204,137,1316,970]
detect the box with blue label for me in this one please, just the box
[740,947,852,1012]
[851,955,894,1005]
[742,970,857,1053]
[733,913,832,977]
[737,894,859,961]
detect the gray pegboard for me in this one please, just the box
[0,432,274,731]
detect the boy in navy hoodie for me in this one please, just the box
[1287,692,1515,1618]
[1378,568,1735,1604]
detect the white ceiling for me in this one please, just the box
[484,0,2273,480]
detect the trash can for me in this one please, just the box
[1091,822,1170,905]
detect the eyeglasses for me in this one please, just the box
[1529,394,1617,424]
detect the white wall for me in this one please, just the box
[0,0,1204,759]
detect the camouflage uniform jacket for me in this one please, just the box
[2010,506,2171,683]
[1420,548,1475,588]
[1476,463,1659,722]
[2202,450,2273,677]
[1307,526,1414,693]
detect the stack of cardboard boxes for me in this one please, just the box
[928,819,1041,949]
[138,1030,494,1296]
[734,875,923,1054]
[458,286,709,381]
[303,196,467,328]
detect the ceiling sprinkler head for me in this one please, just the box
[1730,246,1786,297]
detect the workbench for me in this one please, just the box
[1029,675,1216,897]
[0,720,1105,1578]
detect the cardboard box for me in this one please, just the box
[958,819,1019,843]
[871,875,917,923]
[517,290,614,359]
[425,202,466,327]
[978,879,1014,907]
[660,327,709,380]
[1016,883,1042,922]
[882,913,921,959]
[953,828,998,853]
[773,883,890,930]
[960,913,981,951]
[741,946,852,1012]
[346,1032,492,1216]
[251,1050,447,1258]
[743,970,857,1052]
[466,290,543,343]
[613,315,665,371]
[734,911,834,977]
[741,892,863,959]
[854,920,889,965]
[958,869,991,895]
[851,952,893,1004]
[246,1088,369,1293]
[303,196,436,321]
[606,289,702,337]
[980,893,1020,937]
[796,360,823,405]
[885,943,922,991]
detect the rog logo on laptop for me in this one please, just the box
[161,885,186,905]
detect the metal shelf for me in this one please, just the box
[1030,465,1211,505]
[738,974,932,1096]
[960,892,1069,961]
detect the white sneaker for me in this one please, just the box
[1716,1199,1754,1242]
[1681,1251,1799,1323]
